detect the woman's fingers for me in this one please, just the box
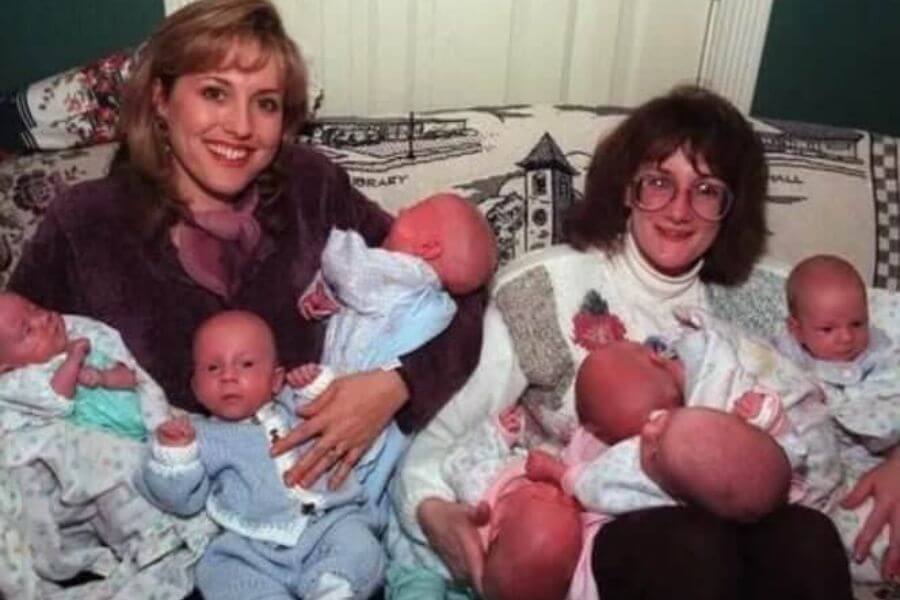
[882,531,899,581]
[328,446,364,489]
[270,418,320,457]
[854,502,891,562]
[296,386,335,418]
[841,471,874,510]
[282,434,331,486]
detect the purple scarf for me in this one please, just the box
[172,191,262,298]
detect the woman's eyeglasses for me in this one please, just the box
[631,173,733,222]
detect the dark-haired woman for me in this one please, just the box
[394,86,856,600]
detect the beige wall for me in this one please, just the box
[165,0,771,116]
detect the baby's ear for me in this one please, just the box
[415,239,443,261]
[271,366,286,394]
[786,316,801,339]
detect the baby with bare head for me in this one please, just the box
[784,254,870,363]
[775,255,898,582]
[479,477,583,600]
[529,340,791,524]
[0,291,166,439]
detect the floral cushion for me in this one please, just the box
[0,142,118,286]
[0,50,136,152]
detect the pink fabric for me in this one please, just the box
[476,433,608,600]
[568,512,606,600]
[172,190,261,297]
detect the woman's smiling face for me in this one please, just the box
[154,42,285,211]
[628,147,722,276]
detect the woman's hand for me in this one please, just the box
[418,497,490,590]
[841,448,900,581]
[271,369,408,489]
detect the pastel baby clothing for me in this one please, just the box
[0,314,217,599]
[140,392,385,600]
[775,327,899,582]
[669,307,845,509]
[306,228,458,517]
[774,327,899,461]
[0,315,169,435]
[563,435,674,517]
[68,348,145,440]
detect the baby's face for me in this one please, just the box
[191,314,283,420]
[790,283,869,361]
[0,293,68,369]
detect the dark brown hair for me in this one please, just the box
[566,86,768,285]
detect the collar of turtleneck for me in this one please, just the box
[621,228,704,300]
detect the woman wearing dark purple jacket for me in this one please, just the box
[9,0,486,489]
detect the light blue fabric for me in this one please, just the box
[68,349,146,441]
[139,394,385,598]
[197,516,384,600]
[774,327,900,455]
[316,229,458,516]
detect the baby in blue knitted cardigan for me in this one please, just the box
[139,310,384,600]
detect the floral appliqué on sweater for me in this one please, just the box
[571,290,627,351]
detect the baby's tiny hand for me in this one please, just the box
[287,363,322,389]
[103,363,137,389]
[77,367,103,388]
[497,405,524,435]
[734,391,765,421]
[526,449,566,485]
[67,338,91,358]
[299,280,340,320]
[156,417,195,447]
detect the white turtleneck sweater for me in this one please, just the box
[390,233,710,544]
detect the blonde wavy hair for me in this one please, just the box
[120,0,308,192]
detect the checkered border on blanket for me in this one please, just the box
[872,134,900,290]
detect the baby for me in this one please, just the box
[434,405,586,600]
[0,293,215,598]
[776,254,898,452]
[291,192,497,515]
[774,254,899,581]
[529,343,792,524]
[0,291,168,437]
[140,311,385,600]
